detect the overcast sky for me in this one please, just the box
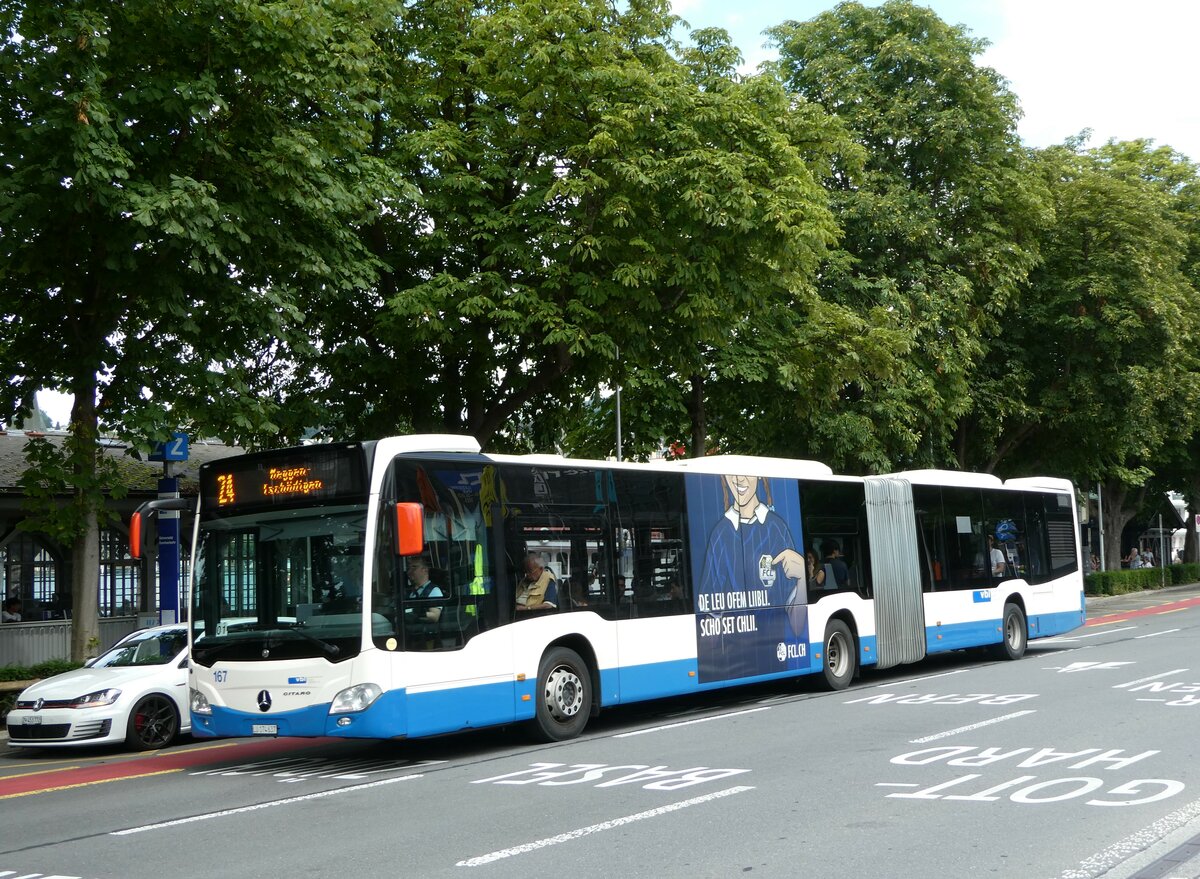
[32,0,1200,428]
[674,0,1200,162]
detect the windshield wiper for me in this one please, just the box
[280,626,341,657]
[191,637,258,663]
[190,624,341,662]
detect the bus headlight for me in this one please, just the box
[190,688,212,715]
[330,683,382,714]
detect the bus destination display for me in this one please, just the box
[202,446,366,511]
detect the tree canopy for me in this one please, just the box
[767,0,1049,471]
[0,0,397,656]
[4,0,1200,654]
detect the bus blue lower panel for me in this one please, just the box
[192,607,1080,740]
[1028,606,1087,638]
[406,681,515,736]
[193,702,339,739]
[194,682,517,740]
[926,618,1002,653]
[925,606,1086,654]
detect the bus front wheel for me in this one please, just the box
[530,646,592,742]
[993,603,1028,660]
[821,620,856,690]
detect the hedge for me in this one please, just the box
[0,660,83,721]
[1086,563,1200,596]
[0,659,81,682]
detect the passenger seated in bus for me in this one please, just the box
[516,554,558,612]
[569,577,590,608]
[806,550,821,587]
[979,535,1008,576]
[821,540,850,589]
[405,556,444,622]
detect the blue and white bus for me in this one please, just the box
[172,435,1085,742]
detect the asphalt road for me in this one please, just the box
[3,584,1199,879]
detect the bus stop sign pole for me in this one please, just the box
[149,432,189,624]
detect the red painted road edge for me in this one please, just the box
[1086,595,1200,627]
[0,735,338,798]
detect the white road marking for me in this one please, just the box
[1065,626,1138,640]
[1056,794,1200,878]
[1042,661,1134,673]
[907,710,1037,744]
[1114,669,1189,689]
[868,669,968,688]
[455,785,755,867]
[109,773,424,836]
[614,707,770,737]
[1135,628,1181,639]
[1036,645,1096,657]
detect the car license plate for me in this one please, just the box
[22,716,42,725]
[251,723,278,735]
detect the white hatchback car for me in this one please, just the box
[6,624,190,750]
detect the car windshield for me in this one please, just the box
[190,504,369,666]
[92,630,187,668]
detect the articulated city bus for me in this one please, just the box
[164,435,1084,742]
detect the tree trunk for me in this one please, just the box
[68,373,102,662]
[1100,479,1144,572]
[1185,479,1200,564]
[70,507,101,661]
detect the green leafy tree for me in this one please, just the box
[768,0,1048,472]
[984,140,1200,568]
[301,0,845,455]
[0,0,394,658]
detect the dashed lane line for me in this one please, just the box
[110,772,425,835]
[456,785,755,867]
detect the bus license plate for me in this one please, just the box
[251,724,278,736]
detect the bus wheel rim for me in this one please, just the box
[828,633,844,674]
[545,666,584,721]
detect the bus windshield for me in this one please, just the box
[190,505,369,667]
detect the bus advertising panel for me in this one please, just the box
[686,473,810,683]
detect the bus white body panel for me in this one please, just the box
[186,436,1086,742]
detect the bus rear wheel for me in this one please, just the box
[530,646,592,742]
[821,620,856,690]
[992,602,1027,660]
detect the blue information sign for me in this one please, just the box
[149,431,189,462]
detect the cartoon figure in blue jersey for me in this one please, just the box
[697,474,807,679]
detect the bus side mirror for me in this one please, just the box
[130,498,194,560]
[130,511,144,560]
[394,503,424,556]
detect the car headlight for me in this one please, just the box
[69,688,122,708]
[190,688,212,715]
[329,683,382,714]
